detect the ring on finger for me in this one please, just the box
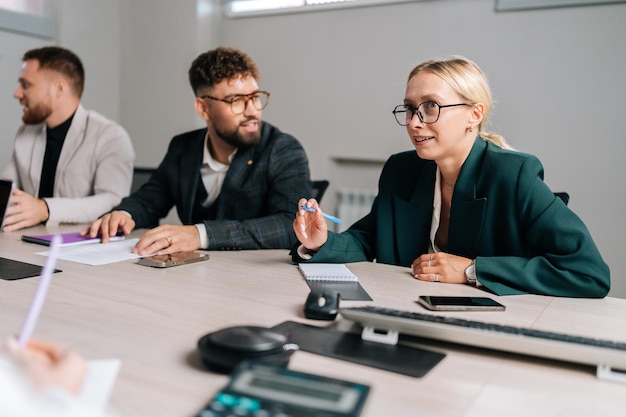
[435,273,439,282]
[165,236,173,246]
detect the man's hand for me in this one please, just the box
[133,224,201,256]
[2,189,49,232]
[81,210,136,242]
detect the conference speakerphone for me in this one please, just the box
[340,305,626,384]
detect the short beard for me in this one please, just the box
[215,119,261,150]
[22,102,53,125]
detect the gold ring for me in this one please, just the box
[166,236,173,246]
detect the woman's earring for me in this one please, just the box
[469,126,474,132]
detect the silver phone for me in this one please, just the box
[138,251,209,268]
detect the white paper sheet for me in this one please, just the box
[79,359,121,413]
[38,239,141,266]
[0,355,121,415]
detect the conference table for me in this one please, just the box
[1,225,626,417]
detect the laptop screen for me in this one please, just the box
[0,179,13,232]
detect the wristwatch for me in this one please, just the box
[465,259,477,286]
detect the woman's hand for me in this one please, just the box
[293,198,328,252]
[411,252,473,283]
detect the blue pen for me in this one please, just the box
[300,205,342,224]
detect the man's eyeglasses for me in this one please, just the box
[201,91,270,115]
[392,101,472,126]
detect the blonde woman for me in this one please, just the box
[294,56,609,297]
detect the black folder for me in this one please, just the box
[0,257,61,281]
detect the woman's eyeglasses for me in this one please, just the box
[392,101,472,126]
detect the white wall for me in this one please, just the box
[57,0,122,122]
[2,0,625,298]
[119,1,200,168]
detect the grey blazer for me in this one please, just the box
[2,105,135,224]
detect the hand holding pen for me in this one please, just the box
[4,337,87,395]
[294,198,340,251]
[6,235,87,394]
[18,234,62,347]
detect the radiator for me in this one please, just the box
[334,187,377,232]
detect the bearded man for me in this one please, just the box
[84,47,311,254]
[2,46,134,231]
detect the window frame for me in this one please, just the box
[0,0,56,39]
[224,0,424,18]
[496,0,626,11]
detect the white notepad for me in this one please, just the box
[298,263,358,282]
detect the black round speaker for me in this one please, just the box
[197,325,298,373]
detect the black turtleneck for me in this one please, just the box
[38,113,75,198]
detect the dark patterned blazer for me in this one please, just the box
[116,121,311,250]
[297,138,610,297]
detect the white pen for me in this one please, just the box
[18,234,62,347]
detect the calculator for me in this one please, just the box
[196,362,370,417]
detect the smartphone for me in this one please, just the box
[138,251,209,268]
[417,296,505,311]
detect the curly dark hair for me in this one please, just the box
[188,46,260,96]
[23,46,85,98]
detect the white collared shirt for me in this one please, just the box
[195,133,237,248]
[429,166,443,254]
[199,133,236,207]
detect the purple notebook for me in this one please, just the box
[21,232,125,247]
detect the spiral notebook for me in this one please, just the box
[298,263,358,282]
[298,264,371,300]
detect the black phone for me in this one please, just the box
[138,251,209,268]
[417,296,505,311]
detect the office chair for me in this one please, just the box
[129,167,160,227]
[311,180,330,203]
[554,192,570,206]
[131,167,157,194]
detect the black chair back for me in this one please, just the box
[131,167,157,194]
[311,180,330,203]
[554,192,570,206]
